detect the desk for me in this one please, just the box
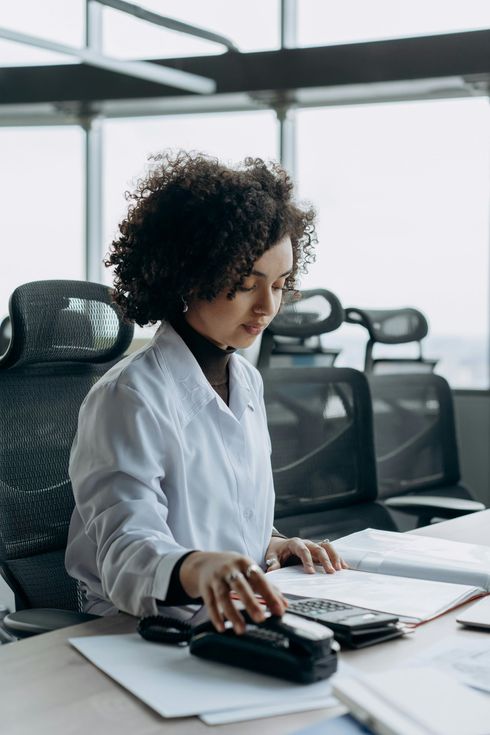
[1,510,489,735]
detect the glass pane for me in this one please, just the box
[0,127,85,318]
[296,99,490,389]
[0,0,85,66]
[298,0,490,47]
[103,0,280,59]
[103,110,278,336]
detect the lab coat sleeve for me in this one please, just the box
[69,379,190,617]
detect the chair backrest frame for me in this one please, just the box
[0,280,133,611]
[261,366,378,519]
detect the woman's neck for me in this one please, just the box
[171,315,235,404]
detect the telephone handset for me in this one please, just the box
[138,610,338,684]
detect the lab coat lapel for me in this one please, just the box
[228,356,254,422]
[153,322,216,427]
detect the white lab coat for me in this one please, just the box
[65,322,275,617]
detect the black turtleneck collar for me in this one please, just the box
[171,315,236,404]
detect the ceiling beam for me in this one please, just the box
[1,30,490,106]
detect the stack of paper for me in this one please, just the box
[333,667,490,735]
[70,634,342,724]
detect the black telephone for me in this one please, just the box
[138,610,338,684]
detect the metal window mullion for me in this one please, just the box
[84,117,104,283]
[278,0,297,178]
[84,0,104,284]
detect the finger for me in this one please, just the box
[264,555,281,573]
[320,541,342,570]
[308,544,335,574]
[341,558,350,569]
[289,539,316,574]
[214,579,246,634]
[243,565,287,616]
[202,589,225,633]
[231,574,266,624]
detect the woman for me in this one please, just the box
[66,151,345,633]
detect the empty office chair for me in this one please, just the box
[257,289,344,370]
[345,306,437,374]
[0,280,133,637]
[368,372,484,527]
[262,366,398,541]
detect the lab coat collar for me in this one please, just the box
[153,322,253,426]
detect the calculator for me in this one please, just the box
[285,596,405,648]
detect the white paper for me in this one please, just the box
[405,634,490,694]
[268,566,479,622]
[70,634,334,719]
[457,595,490,629]
[334,528,490,591]
[334,667,490,735]
[200,695,342,724]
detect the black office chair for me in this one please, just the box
[0,280,134,637]
[345,306,437,374]
[0,315,11,357]
[257,289,344,370]
[262,366,398,541]
[368,372,485,527]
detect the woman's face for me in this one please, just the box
[185,235,294,349]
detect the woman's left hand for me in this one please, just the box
[264,536,349,574]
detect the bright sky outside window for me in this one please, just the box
[0,127,84,316]
[296,98,490,389]
[102,0,280,59]
[297,0,490,47]
[0,0,85,66]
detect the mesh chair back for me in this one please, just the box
[368,373,461,500]
[261,367,378,519]
[345,306,436,374]
[0,280,133,610]
[0,316,11,358]
[258,289,344,369]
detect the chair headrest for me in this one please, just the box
[345,307,429,344]
[267,289,344,338]
[0,280,134,368]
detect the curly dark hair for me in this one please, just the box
[105,151,316,325]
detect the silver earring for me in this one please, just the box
[182,297,188,313]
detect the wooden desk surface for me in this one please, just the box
[1,510,489,735]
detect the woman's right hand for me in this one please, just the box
[179,550,287,634]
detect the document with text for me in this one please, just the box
[268,529,490,622]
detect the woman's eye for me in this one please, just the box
[273,284,287,292]
[238,284,256,292]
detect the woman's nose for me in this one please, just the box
[253,289,275,316]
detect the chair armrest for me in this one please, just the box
[384,495,485,520]
[3,608,99,638]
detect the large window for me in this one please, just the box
[103,0,280,58]
[0,127,84,318]
[297,0,490,47]
[296,98,490,389]
[0,0,85,66]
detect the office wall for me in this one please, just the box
[453,391,490,505]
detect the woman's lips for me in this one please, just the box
[242,323,266,335]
